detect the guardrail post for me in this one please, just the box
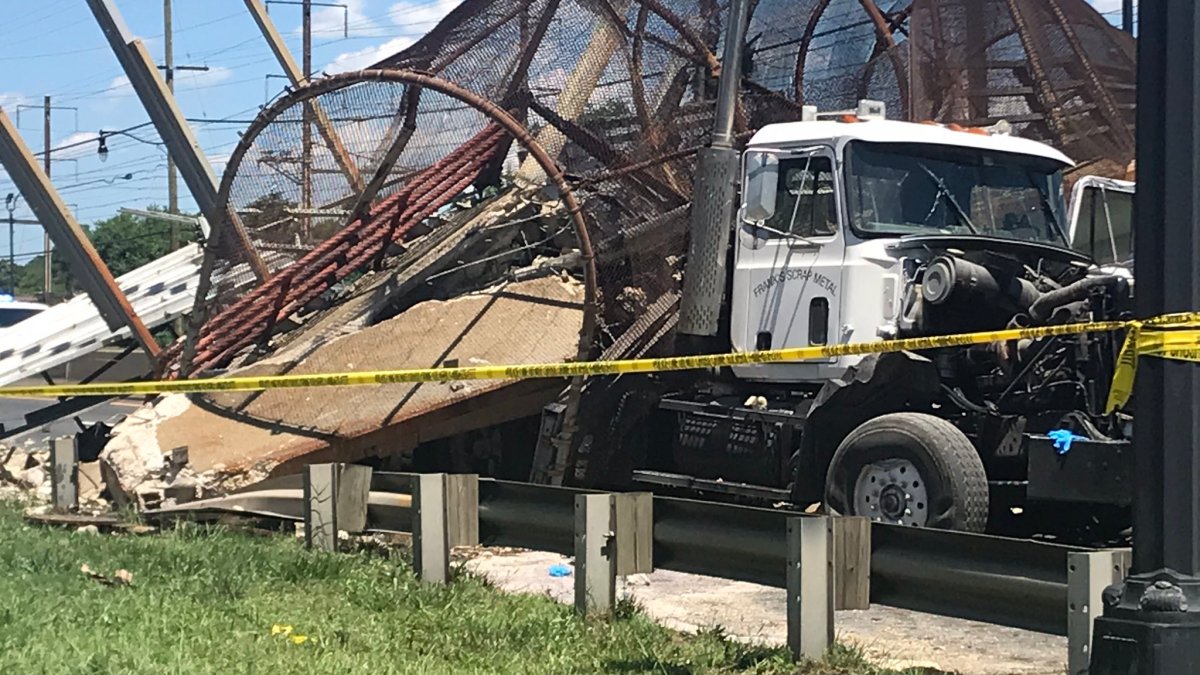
[413,473,450,584]
[787,516,833,661]
[575,493,616,615]
[832,516,870,610]
[50,436,78,513]
[412,473,477,584]
[1068,548,1132,675]
[614,492,653,575]
[445,474,480,549]
[303,462,371,553]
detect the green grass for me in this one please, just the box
[0,501,912,674]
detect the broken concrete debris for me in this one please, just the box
[98,395,183,507]
[16,466,45,491]
[94,396,232,509]
[0,442,109,512]
[89,275,583,508]
[1,446,36,480]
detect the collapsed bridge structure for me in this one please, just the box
[99,0,1139,503]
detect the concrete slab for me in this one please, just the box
[102,277,584,493]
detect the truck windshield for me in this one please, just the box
[845,141,1068,246]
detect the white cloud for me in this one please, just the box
[53,131,101,160]
[324,36,414,74]
[0,92,29,114]
[106,75,133,97]
[98,67,232,112]
[386,0,458,29]
[299,0,381,38]
[320,0,458,73]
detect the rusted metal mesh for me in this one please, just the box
[174,0,1137,456]
[908,0,1136,179]
[169,71,593,443]
[173,79,517,375]
[370,0,1135,362]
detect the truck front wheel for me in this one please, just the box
[823,412,989,532]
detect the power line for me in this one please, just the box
[27,121,156,159]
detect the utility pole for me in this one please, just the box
[164,0,177,249]
[301,0,313,239]
[5,194,17,295]
[42,96,51,301]
[244,0,362,191]
[1089,0,1200,672]
[254,0,358,238]
[161,0,209,251]
[1122,0,1134,35]
[4,195,44,295]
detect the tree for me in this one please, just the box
[242,191,303,244]
[0,206,200,301]
[578,98,633,129]
[0,253,75,299]
[87,208,197,278]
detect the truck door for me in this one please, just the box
[1067,176,1134,272]
[731,147,845,381]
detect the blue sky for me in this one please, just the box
[0,0,457,264]
[0,0,1130,266]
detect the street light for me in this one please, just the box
[5,193,17,295]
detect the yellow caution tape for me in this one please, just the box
[1105,312,1200,413]
[0,315,1195,402]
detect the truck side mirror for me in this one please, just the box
[742,151,779,222]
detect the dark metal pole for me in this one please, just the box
[711,0,750,149]
[164,0,180,251]
[1122,0,1135,35]
[678,0,749,341]
[6,198,15,295]
[42,96,51,300]
[300,0,313,239]
[1090,0,1200,672]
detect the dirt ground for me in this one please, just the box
[463,549,1067,675]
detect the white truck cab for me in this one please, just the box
[1067,175,1134,279]
[731,101,1075,383]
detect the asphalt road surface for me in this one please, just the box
[0,396,142,446]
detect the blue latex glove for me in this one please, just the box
[548,563,572,578]
[1048,428,1087,455]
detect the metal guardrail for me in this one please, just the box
[478,480,585,556]
[155,471,1108,638]
[871,524,1082,635]
[652,495,791,588]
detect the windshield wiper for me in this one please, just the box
[1026,171,1070,247]
[917,163,980,234]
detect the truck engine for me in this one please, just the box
[896,239,1132,430]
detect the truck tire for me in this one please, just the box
[824,412,989,532]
